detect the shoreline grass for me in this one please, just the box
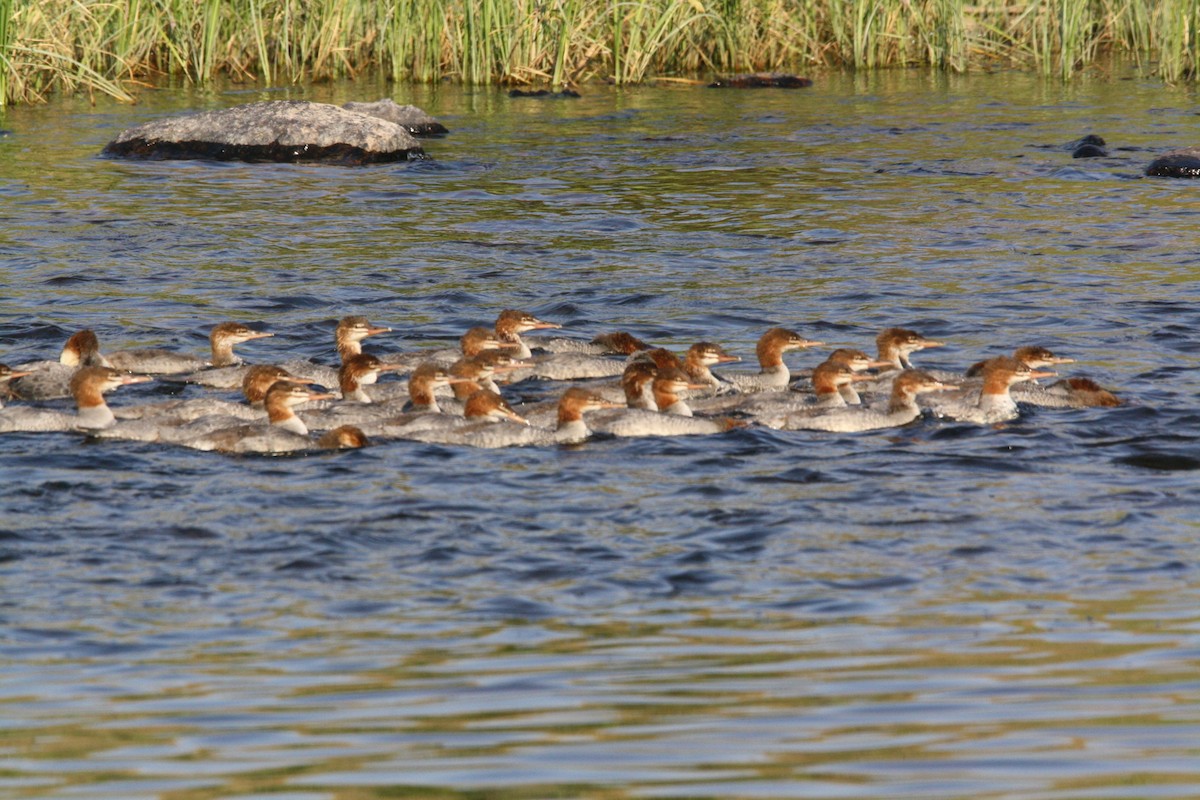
[1,0,1198,107]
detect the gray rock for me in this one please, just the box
[1146,146,1200,178]
[342,99,448,136]
[102,100,424,165]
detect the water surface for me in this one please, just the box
[1,70,1198,799]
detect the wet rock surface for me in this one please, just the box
[708,73,813,88]
[102,100,425,164]
[508,88,581,98]
[1146,146,1200,178]
[342,99,448,136]
[1067,134,1108,158]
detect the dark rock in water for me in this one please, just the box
[709,73,813,89]
[508,88,581,98]
[1146,146,1200,178]
[342,99,448,136]
[1067,134,1108,158]
[102,100,424,165]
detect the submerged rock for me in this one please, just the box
[102,100,424,165]
[708,73,813,89]
[1068,134,1108,158]
[1146,146,1200,178]
[508,88,581,98]
[342,99,448,136]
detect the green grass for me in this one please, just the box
[2,0,1200,106]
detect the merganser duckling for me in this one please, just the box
[12,329,112,400]
[334,316,392,362]
[242,365,315,405]
[460,326,515,358]
[448,356,497,400]
[184,417,366,455]
[821,348,892,403]
[650,368,709,416]
[337,354,406,403]
[318,425,370,449]
[621,361,659,410]
[0,365,33,407]
[641,347,685,371]
[457,351,531,393]
[108,365,304,441]
[964,346,1116,407]
[876,327,945,370]
[778,370,954,432]
[683,342,740,392]
[386,389,528,441]
[494,309,562,359]
[1,366,151,433]
[107,322,273,375]
[925,356,1056,423]
[407,387,618,448]
[590,369,743,437]
[403,363,467,413]
[462,389,530,425]
[719,328,824,392]
[1018,376,1121,408]
[965,345,1075,377]
[813,360,874,406]
[524,330,651,355]
[709,358,872,421]
[275,316,393,389]
[505,332,640,382]
[179,381,336,451]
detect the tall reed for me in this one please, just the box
[4,0,1200,106]
[0,0,11,105]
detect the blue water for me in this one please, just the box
[1,70,1198,799]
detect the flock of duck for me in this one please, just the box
[0,311,1121,454]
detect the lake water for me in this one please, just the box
[1,69,1199,799]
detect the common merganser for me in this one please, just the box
[447,356,497,401]
[963,347,1116,408]
[402,363,470,413]
[407,387,618,448]
[1017,376,1122,408]
[337,353,406,403]
[509,334,643,382]
[876,327,945,370]
[714,359,872,421]
[718,328,824,392]
[180,381,336,450]
[276,316,393,389]
[334,316,392,362]
[494,309,562,359]
[820,348,892,403]
[106,365,298,440]
[778,370,954,432]
[451,352,531,397]
[0,366,151,433]
[107,322,273,375]
[386,389,529,441]
[0,365,33,408]
[965,345,1075,377]
[649,368,709,416]
[590,369,742,437]
[621,361,660,410]
[524,331,651,355]
[925,356,1056,423]
[12,329,112,400]
[184,418,366,455]
[682,342,740,392]
[242,365,315,405]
